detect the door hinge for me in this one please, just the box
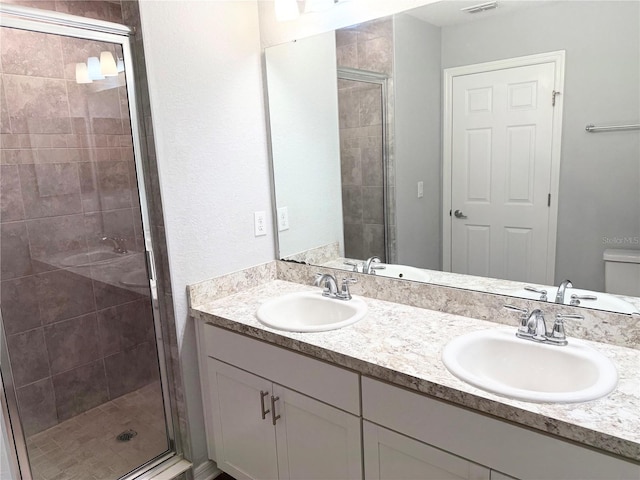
[552,90,561,106]
[548,193,551,207]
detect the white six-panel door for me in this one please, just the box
[444,53,564,284]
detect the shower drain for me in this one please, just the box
[116,429,138,442]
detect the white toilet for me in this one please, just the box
[603,249,640,296]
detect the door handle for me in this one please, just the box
[270,395,281,426]
[454,209,467,219]
[259,390,270,420]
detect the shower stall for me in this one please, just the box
[335,17,397,265]
[0,4,182,479]
[337,68,392,263]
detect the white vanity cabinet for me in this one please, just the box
[361,377,638,480]
[196,322,638,480]
[207,359,278,480]
[363,421,490,480]
[198,324,362,480]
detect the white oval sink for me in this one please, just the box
[442,329,617,403]
[514,287,638,314]
[257,291,367,332]
[377,264,431,282]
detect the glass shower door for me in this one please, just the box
[0,23,170,480]
[336,73,390,262]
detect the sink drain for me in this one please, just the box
[116,429,138,442]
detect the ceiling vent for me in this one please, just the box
[460,1,498,14]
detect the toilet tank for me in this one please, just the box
[603,249,640,296]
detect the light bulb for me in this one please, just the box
[87,57,105,80]
[75,63,93,84]
[100,51,118,77]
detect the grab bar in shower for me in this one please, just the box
[585,123,640,132]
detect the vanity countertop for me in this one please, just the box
[189,279,640,462]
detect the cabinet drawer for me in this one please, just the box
[203,324,360,415]
[362,376,639,480]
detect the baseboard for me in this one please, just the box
[193,460,221,480]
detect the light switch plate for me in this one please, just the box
[417,181,424,198]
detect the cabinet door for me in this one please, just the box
[364,421,490,480]
[207,359,279,480]
[274,384,362,480]
[491,471,519,480]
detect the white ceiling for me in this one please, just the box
[406,0,560,27]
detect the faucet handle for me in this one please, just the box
[504,305,529,334]
[524,286,548,301]
[569,294,598,306]
[548,313,583,345]
[340,277,357,300]
[343,261,360,273]
[556,313,584,321]
[504,304,528,316]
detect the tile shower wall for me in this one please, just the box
[0,7,158,436]
[335,18,396,262]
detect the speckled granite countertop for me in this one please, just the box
[190,279,640,462]
[322,257,640,314]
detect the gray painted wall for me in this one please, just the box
[441,1,640,291]
[394,13,442,269]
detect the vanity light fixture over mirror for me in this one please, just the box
[265,0,640,315]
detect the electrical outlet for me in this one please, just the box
[277,207,290,231]
[417,181,424,198]
[254,211,267,237]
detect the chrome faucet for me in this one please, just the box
[555,279,573,304]
[363,256,386,275]
[314,273,357,300]
[100,235,128,254]
[504,305,583,346]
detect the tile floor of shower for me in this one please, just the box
[25,382,167,480]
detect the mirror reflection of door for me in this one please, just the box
[446,54,564,284]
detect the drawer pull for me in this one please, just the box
[271,395,281,426]
[260,390,270,420]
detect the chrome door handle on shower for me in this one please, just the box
[454,210,467,219]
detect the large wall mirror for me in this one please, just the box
[265,0,640,315]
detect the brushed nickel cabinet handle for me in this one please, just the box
[260,390,270,420]
[270,395,281,426]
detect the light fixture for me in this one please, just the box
[75,63,92,84]
[304,0,334,13]
[99,51,118,77]
[116,57,125,73]
[87,56,105,80]
[461,1,498,14]
[275,0,299,21]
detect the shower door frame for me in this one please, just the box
[337,67,392,262]
[0,4,183,479]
